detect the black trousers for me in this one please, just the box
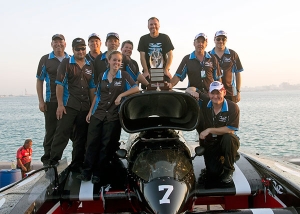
[41,102,58,164]
[82,116,121,177]
[49,107,89,168]
[203,133,240,176]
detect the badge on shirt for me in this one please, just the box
[201,70,206,78]
[114,81,122,86]
[223,57,231,62]
[219,115,228,123]
[85,69,92,75]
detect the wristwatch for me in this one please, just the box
[237,89,241,93]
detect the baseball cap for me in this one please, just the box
[72,38,86,48]
[215,30,227,38]
[88,33,101,41]
[52,34,65,40]
[106,32,119,41]
[209,81,225,92]
[194,33,207,40]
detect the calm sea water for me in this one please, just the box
[0,90,299,162]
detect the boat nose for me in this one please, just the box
[142,177,189,214]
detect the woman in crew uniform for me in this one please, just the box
[77,51,139,184]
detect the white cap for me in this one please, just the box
[88,33,101,41]
[209,81,225,92]
[215,30,227,38]
[194,33,208,40]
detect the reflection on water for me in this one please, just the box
[0,90,299,161]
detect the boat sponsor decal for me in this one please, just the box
[79,180,94,201]
[233,163,251,195]
[262,177,287,207]
[271,180,284,194]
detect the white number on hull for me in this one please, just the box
[159,185,174,204]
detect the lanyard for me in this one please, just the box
[199,53,206,69]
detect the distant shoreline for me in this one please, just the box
[1,88,299,97]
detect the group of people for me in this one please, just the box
[36,33,138,183]
[35,16,243,186]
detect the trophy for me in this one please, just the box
[147,68,169,91]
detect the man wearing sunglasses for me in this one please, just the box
[186,81,240,188]
[209,30,244,103]
[36,34,69,167]
[48,38,96,172]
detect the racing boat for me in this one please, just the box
[1,91,300,214]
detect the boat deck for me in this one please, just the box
[58,154,264,212]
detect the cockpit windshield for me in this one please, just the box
[132,149,193,182]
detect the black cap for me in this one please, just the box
[72,38,86,48]
[106,32,119,41]
[52,34,65,40]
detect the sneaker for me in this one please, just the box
[76,173,91,181]
[91,176,100,184]
[220,170,234,184]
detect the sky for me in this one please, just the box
[0,0,299,95]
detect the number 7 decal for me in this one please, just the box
[159,185,174,204]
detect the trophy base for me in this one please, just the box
[147,82,170,91]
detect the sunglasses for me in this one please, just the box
[216,37,226,42]
[74,47,86,51]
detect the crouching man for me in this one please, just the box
[186,81,240,187]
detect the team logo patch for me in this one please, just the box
[114,81,122,86]
[85,69,92,75]
[219,115,227,123]
[205,62,213,67]
[223,57,231,62]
